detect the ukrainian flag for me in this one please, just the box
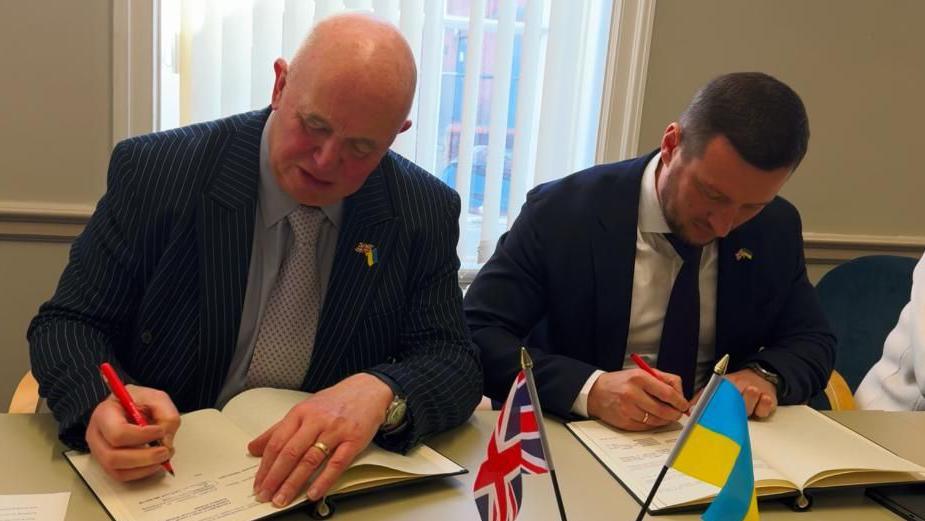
[669,378,759,521]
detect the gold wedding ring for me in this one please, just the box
[312,441,330,457]
[642,412,650,425]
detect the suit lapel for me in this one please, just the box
[306,163,396,389]
[197,110,266,405]
[590,157,650,371]
[715,230,755,362]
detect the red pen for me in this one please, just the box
[98,362,175,476]
[630,353,691,417]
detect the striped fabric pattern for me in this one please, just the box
[28,108,482,452]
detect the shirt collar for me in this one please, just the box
[638,151,671,234]
[259,112,343,229]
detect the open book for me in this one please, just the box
[65,388,466,521]
[567,405,925,514]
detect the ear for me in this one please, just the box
[270,58,289,110]
[660,122,682,165]
[397,119,413,134]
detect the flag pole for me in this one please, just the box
[634,354,731,521]
[520,347,568,521]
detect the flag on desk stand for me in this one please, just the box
[635,354,759,521]
[473,347,568,521]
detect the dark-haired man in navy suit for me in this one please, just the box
[29,13,480,507]
[466,72,834,432]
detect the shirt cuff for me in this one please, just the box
[571,369,605,417]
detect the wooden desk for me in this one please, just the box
[1,411,920,520]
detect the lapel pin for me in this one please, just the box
[735,248,753,261]
[354,242,379,267]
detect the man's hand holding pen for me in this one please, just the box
[587,367,690,431]
[87,375,180,482]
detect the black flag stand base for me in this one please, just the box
[635,465,669,521]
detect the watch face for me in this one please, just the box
[384,398,407,428]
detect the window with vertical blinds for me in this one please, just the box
[158,0,614,267]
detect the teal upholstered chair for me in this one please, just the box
[810,255,918,410]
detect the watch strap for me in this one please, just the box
[745,361,784,397]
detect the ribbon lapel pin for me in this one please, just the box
[734,248,753,261]
[354,242,379,267]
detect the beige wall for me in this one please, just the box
[0,0,112,408]
[621,0,925,255]
[600,0,925,286]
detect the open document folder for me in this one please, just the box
[568,405,925,514]
[65,388,466,521]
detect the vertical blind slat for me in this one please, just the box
[373,0,400,24]
[572,0,602,171]
[283,1,314,60]
[251,0,284,108]
[454,0,487,258]
[344,0,374,11]
[477,0,517,263]
[532,0,584,186]
[413,0,446,175]
[506,0,546,227]
[390,0,425,160]
[182,0,222,125]
[314,0,345,24]
[221,4,252,116]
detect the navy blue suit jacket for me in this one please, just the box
[29,109,481,451]
[465,152,835,417]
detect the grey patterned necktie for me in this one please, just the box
[245,205,325,389]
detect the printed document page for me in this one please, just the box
[67,388,464,521]
[0,492,70,521]
[67,409,293,521]
[568,416,789,509]
[568,405,925,511]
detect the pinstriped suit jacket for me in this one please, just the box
[28,109,482,452]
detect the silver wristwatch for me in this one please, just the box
[745,362,782,395]
[381,395,407,433]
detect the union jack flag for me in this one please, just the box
[473,371,549,521]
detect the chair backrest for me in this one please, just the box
[815,255,918,394]
[9,370,40,414]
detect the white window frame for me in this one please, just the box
[596,0,656,163]
[113,0,656,159]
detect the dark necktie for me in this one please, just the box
[657,233,702,399]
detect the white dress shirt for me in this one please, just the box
[855,254,925,411]
[572,153,718,416]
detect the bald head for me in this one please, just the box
[288,13,417,124]
[266,13,420,207]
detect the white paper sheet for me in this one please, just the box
[0,493,70,521]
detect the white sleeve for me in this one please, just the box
[856,255,925,411]
[570,370,605,417]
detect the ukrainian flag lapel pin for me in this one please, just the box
[354,242,378,267]
[735,248,753,261]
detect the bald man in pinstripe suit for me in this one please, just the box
[28,14,481,508]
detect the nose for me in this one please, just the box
[312,137,341,172]
[707,207,737,238]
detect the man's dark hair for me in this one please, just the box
[679,72,809,171]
